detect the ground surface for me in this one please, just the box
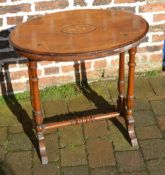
[0,77,165,175]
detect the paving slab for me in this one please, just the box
[0,160,15,175]
[163,131,165,139]
[87,139,116,168]
[33,162,60,175]
[9,122,32,134]
[32,144,60,169]
[107,81,118,100]
[140,139,165,160]
[147,159,165,175]
[19,101,33,122]
[89,97,114,112]
[6,151,32,175]
[0,127,7,146]
[61,145,87,167]
[108,117,138,151]
[84,120,110,140]
[87,82,111,102]
[0,104,20,126]
[91,166,118,175]
[115,150,145,173]
[0,145,6,161]
[8,122,25,133]
[7,132,32,151]
[108,116,126,126]
[149,77,165,96]
[156,116,165,131]
[61,165,89,175]
[5,101,34,135]
[148,95,165,101]
[134,78,155,98]
[43,99,68,117]
[134,110,156,127]
[107,78,155,103]
[67,95,91,113]
[134,99,151,111]
[135,125,162,140]
[59,124,84,147]
[45,133,60,162]
[33,146,60,175]
[69,86,114,113]
[109,117,139,149]
[150,100,165,116]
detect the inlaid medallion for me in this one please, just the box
[61,24,96,34]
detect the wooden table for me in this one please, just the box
[9,9,149,164]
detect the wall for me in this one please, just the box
[0,0,165,94]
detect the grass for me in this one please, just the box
[0,83,81,105]
[136,70,162,78]
[40,83,81,101]
[0,69,164,105]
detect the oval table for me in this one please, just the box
[9,9,149,164]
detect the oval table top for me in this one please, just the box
[9,9,149,61]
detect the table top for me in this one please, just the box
[9,9,149,61]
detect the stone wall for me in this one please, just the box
[0,0,165,94]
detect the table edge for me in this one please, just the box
[11,35,147,61]
[9,9,149,61]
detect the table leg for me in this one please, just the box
[27,61,35,128]
[117,52,125,114]
[126,48,138,146]
[28,60,48,164]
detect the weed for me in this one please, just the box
[0,83,81,105]
[68,142,76,150]
[136,70,161,78]
[40,83,80,101]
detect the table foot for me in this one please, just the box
[127,116,138,146]
[38,133,48,164]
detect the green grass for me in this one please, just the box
[0,91,30,105]
[136,70,161,78]
[40,83,80,101]
[0,83,81,105]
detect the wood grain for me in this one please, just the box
[10,9,149,61]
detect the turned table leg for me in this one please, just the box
[27,61,35,128]
[28,60,48,164]
[117,52,125,114]
[126,48,138,146]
